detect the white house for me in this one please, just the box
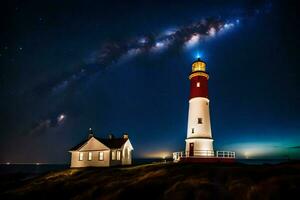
[69,129,134,168]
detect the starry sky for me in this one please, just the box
[0,0,299,163]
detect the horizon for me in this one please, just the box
[0,157,295,165]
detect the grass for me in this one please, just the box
[1,161,300,199]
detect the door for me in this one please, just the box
[189,143,194,157]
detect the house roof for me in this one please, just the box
[70,136,128,151]
[69,138,90,151]
[97,137,128,149]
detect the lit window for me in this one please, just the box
[99,152,104,161]
[79,152,83,161]
[196,82,200,87]
[198,118,202,124]
[192,128,194,133]
[88,152,92,161]
[112,151,116,160]
[117,151,121,160]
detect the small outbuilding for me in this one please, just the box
[69,129,133,168]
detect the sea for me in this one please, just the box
[0,158,292,175]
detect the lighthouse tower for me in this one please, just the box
[173,57,235,162]
[185,58,214,157]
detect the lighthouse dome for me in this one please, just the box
[192,58,206,72]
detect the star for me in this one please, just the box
[39,17,46,24]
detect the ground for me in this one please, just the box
[1,161,300,200]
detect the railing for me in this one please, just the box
[173,150,235,162]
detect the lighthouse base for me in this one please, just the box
[185,138,214,157]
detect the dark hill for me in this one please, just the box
[1,161,300,200]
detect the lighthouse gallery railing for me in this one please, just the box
[173,150,235,162]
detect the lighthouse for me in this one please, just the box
[185,58,214,157]
[173,57,235,163]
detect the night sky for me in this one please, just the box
[1,0,299,163]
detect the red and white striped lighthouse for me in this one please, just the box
[185,58,214,157]
[173,58,235,163]
[173,58,236,162]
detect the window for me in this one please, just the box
[88,152,92,161]
[117,151,121,160]
[192,128,194,133]
[112,151,116,160]
[79,152,83,161]
[99,152,104,161]
[196,82,200,87]
[198,118,202,124]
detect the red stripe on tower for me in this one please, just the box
[189,58,209,99]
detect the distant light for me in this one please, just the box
[160,152,170,160]
[228,141,284,159]
[236,19,240,24]
[57,114,66,123]
[58,114,65,120]
[6,162,10,165]
[244,152,250,159]
[143,151,171,159]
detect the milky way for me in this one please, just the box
[30,5,267,135]
[51,17,239,95]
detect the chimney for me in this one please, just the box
[88,128,94,139]
[123,132,129,139]
[108,133,114,139]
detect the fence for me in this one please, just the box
[173,150,235,162]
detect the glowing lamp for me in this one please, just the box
[192,58,206,72]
